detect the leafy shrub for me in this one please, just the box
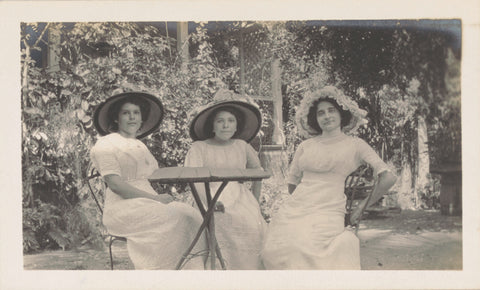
[23,201,68,253]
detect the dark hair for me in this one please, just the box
[306,97,352,135]
[107,95,150,132]
[203,106,245,139]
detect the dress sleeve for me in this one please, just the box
[144,144,159,171]
[245,142,262,169]
[90,138,121,177]
[287,141,304,185]
[184,141,204,167]
[356,138,390,177]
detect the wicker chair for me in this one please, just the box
[86,163,127,270]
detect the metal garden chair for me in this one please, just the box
[86,162,127,270]
[344,165,376,234]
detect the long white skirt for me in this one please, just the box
[262,179,360,270]
[103,183,206,270]
[204,181,267,270]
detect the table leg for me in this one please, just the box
[205,181,228,270]
[202,184,227,270]
[189,183,206,215]
[204,183,216,269]
[207,218,216,269]
[175,183,206,270]
[215,243,226,270]
[175,181,228,270]
[204,181,212,204]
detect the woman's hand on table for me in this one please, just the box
[214,201,225,213]
[152,194,174,204]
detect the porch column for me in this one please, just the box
[177,22,189,67]
[271,58,283,145]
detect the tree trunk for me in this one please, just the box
[397,139,416,210]
[176,22,189,70]
[398,160,415,209]
[22,43,34,208]
[271,58,284,145]
[415,115,431,207]
[47,25,61,72]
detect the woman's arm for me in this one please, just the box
[91,138,171,204]
[245,142,263,202]
[366,171,397,208]
[286,142,304,194]
[252,181,262,202]
[350,170,397,225]
[104,174,173,204]
[349,139,398,225]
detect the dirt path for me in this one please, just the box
[359,209,462,270]
[360,230,461,270]
[23,209,462,270]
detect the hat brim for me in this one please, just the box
[93,92,164,139]
[189,101,261,143]
[295,86,368,138]
[298,110,364,136]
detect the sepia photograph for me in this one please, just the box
[1,1,479,289]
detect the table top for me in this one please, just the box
[148,167,271,183]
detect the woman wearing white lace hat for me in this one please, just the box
[184,89,267,270]
[262,86,397,269]
[90,92,206,269]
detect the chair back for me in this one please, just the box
[85,162,127,270]
[344,165,374,228]
[86,162,105,215]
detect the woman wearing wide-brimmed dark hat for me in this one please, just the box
[262,86,397,270]
[90,91,206,270]
[184,88,267,269]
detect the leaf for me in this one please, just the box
[84,119,93,128]
[62,89,72,96]
[44,169,53,181]
[41,94,50,103]
[78,69,91,77]
[24,107,45,117]
[48,229,70,251]
[33,131,48,141]
[81,115,91,123]
[23,230,40,252]
[111,88,124,95]
[76,109,85,120]
[81,100,89,111]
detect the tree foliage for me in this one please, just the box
[21,21,461,252]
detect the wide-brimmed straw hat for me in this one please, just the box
[295,86,368,138]
[188,89,262,143]
[93,92,164,139]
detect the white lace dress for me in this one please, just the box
[90,133,206,270]
[261,134,389,270]
[184,139,267,269]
